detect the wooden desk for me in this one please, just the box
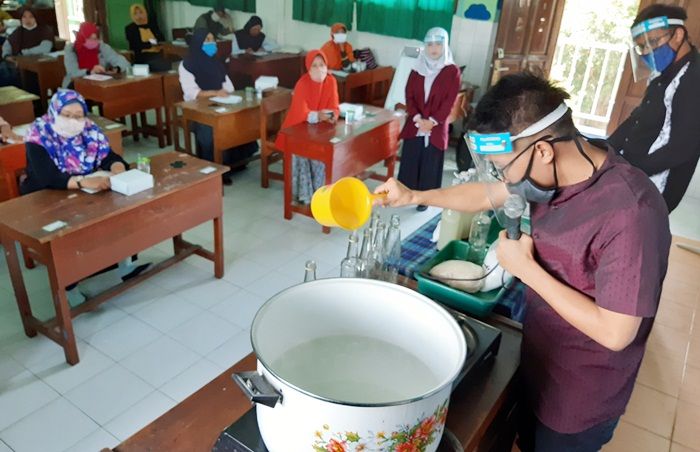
[0,86,39,126]
[278,106,402,232]
[74,74,167,148]
[0,152,227,365]
[13,54,66,111]
[177,90,267,166]
[228,52,304,89]
[112,312,522,452]
[336,66,394,104]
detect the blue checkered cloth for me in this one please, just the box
[398,214,526,322]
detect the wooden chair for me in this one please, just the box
[0,143,36,269]
[369,66,394,108]
[162,72,185,151]
[259,91,292,188]
[343,70,375,104]
[172,28,191,40]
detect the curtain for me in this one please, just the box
[292,0,354,29]
[356,0,453,40]
[162,0,256,13]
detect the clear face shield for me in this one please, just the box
[629,16,685,82]
[464,103,570,226]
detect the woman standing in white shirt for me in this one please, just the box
[178,28,257,185]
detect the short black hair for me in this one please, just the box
[633,4,687,26]
[468,72,576,136]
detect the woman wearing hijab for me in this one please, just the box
[179,29,257,184]
[62,22,130,88]
[1,7,53,59]
[193,0,233,38]
[320,23,355,71]
[22,89,150,299]
[398,27,460,211]
[125,3,169,72]
[21,89,126,194]
[275,50,339,204]
[231,15,278,55]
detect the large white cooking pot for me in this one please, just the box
[234,278,467,451]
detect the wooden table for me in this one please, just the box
[335,66,394,104]
[74,74,167,148]
[0,152,228,365]
[112,311,522,451]
[177,90,269,166]
[0,86,39,126]
[13,54,66,111]
[278,106,402,233]
[228,52,304,89]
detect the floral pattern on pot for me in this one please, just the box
[312,400,449,451]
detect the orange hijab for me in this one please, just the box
[320,23,355,70]
[276,50,339,151]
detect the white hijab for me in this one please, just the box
[414,27,455,101]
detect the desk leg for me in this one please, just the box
[155,107,165,148]
[46,260,79,365]
[131,114,140,142]
[184,118,192,155]
[386,155,396,179]
[164,106,173,146]
[173,234,185,254]
[283,152,292,220]
[212,127,223,165]
[213,217,224,278]
[2,236,36,337]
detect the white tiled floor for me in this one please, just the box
[3,133,696,452]
[0,135,443,451]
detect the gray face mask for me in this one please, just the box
[506,135,596,204]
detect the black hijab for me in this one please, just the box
[234,15,265,51]
[183,28,227,90]
[7,7,53,56]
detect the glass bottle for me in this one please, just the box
[369,211,380,243]
[459,169,478,239]
[357,228,373,278]
[340,231,360,278]
[437,176,465,250]
[468,212,492,263]
[369,222,387,279]
[303,260,317,282]
[383,214,401,283]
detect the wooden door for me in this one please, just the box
[607,0,700,133]
[490,0,566,85]
[83,0,110,42]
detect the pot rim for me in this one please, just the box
[250,278,467,408]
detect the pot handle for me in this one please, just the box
[232,371,282,408]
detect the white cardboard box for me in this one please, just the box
[110,169,154,196]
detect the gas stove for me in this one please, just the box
[212,309,502,452]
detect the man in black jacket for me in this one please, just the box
[608,4,700,213]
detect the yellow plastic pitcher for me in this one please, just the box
[311,177,384,230]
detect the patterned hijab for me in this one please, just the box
[26,90,112,175]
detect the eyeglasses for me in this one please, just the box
[633,32,672,55]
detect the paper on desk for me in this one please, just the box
[47,51,64,58]
[251,50,269,57]
[330,137,342,144]
[211,95,243,105]
[83,74,113,81]
[80,171,113,194]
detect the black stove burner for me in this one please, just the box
[213,309,502,452]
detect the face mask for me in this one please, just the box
[202,41,217,57]
[309,66,327,83]
[84,39,100,50]
[211,12,221,22]
[333,33,347,44]
[53,115,86,138]
[641,42,677,74]
[505,137,559,204]
[22,24,37,31]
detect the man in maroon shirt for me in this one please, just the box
[376,73,671,451]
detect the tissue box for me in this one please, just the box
[110,169,154,196]
[132,64,150,76]
[339,103,364,119]
[255,76,279,92]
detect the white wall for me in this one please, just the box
[159,0,498,92]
